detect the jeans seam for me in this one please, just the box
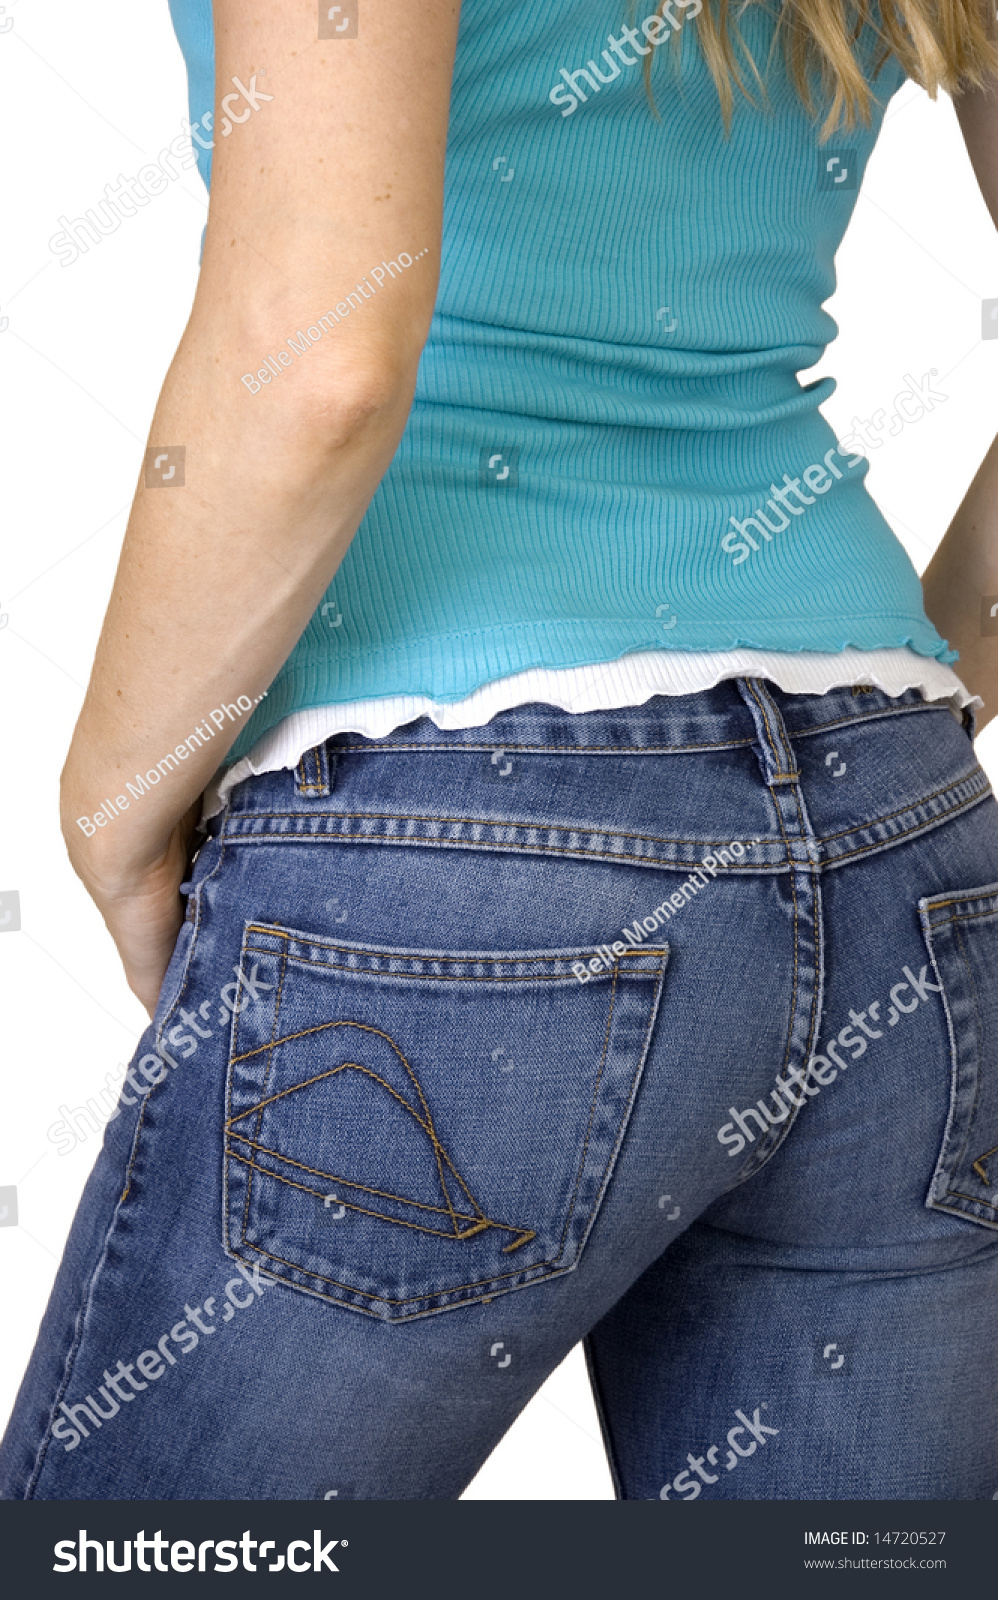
[730,871,820,1182]
[21,849,228,1489]
[123,838,228,1206]
[150,837,227,1065]
[722,682,823,1187]
[822,789,992,871]
[819,766,989,845]
[785,701,953,740]
[925,903,998,927]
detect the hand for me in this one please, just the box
[921,428,998,734]
[922,564,997,733]
[62,795,202,1017]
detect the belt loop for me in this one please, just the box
[736,678,800,786]
[962,700,978,744]
[294,741,337,798]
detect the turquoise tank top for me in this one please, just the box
[166,0,954,763]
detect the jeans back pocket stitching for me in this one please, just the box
[947,920,987,1183]
[227,1127,506,1228]
[223,948,666,1311]
[238,941,289,1245]
[227,966,628,1266]
[239,948,637,981]
[232,1230,573,1309]
[565,953,669,1262]
[921,893,998,1221]
[938,918,993,1211]
[971,1142,998,1187]
[551,960,621,1259]
[226,1029,538,1250]
[231,1218,560,1308]
[227,1144,534,1249]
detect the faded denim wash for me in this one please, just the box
[3,678,998,1500]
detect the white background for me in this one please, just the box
[1,0,997,1501]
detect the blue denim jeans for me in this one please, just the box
[4,678,998,1500]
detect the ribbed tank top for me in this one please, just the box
[167,0,955,767]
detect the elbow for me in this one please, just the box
[211,269,435,463]
[268,354,418,460]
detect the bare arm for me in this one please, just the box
[921,73,998,728]
[61,0,462,1011]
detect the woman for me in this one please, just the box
[2,0,998,1501]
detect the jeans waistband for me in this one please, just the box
[321,679,951,758]
[216,675,987,875]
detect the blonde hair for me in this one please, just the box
[635,0,998,140]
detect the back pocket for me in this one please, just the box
[921,883,998,1231]
[223,922,668,1321]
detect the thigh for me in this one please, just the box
[588,799,998,1500]
[587,1224,998,1500]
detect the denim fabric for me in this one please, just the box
[4,679,998,1500]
